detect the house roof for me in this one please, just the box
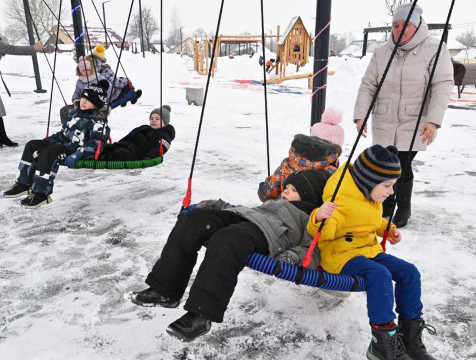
[52,25,130,48]
[278,16,310,46]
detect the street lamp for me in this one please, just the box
[266,28,273,52]
[180,26,187,53]
[102,1,110,48]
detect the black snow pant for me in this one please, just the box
[17,139,74,195]
[101,142,142,161]
[397,151,418,183]
[145,209,269,323]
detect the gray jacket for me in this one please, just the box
[198,199,319,269]
[353,20,454,151]
[0,41,36,117]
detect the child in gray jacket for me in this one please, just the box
[130,169,330,342]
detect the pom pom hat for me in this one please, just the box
[351,145,402,201]
[310,107,345,147]
[150,105,171,125]
[92,44,106,61]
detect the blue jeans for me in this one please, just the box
[341,252,423,324]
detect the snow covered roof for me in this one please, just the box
[340,40,384,57]
[454,47,476,60]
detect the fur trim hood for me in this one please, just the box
[291,134,342,161]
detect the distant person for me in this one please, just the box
[353,3,453,228]
[0,38,43,147]
[265,58,275,72]
[101,105,175,161]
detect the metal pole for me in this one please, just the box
[71,0,85,58]
[23,0,46,93]
[311,0,331,125]
[180,28,183,53]
[362,31,368,58]
[138,0,145,57]
[102,1,110,47]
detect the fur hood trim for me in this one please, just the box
[291,134,342,161]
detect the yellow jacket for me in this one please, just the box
[307,165,395,274]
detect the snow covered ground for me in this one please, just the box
[0,49,475,359]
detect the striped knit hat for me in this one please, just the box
[351,145,401,200]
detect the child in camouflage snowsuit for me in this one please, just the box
[3,80,111,208]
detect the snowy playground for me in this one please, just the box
[0,47,475,359]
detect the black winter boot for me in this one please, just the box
[20,193,52,209]
[398,318,437,360]
[4,183,30,198]
[130,287,180,308]
[367,324,408,360]
[394,179,413,228]
[0,117,18,147]
[166,312,212,342]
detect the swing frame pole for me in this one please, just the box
[23,0,46,93]
[310,0,331,126]
[71,0,85,58]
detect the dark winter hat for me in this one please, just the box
[351,145,401,200]
[392,3,423,28]
[150,105,171,125]
[283,170,331,206]
[80,79,109,109]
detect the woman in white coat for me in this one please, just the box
[0,39,43,147]
[353,3,453,228]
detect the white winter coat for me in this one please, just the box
[353,20,454,151]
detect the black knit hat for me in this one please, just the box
[150,105,171,125]
[283,170,331,206]
[351,145,402,200]
[80,79,109,109]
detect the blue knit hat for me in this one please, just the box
[392,3,423,28]
[351,145,401,200]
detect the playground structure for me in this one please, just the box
[193,16,312,81]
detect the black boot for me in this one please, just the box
[0,117,18,147]
[394,179,413,228]
[367,324,408,360]
[166,312,212,342]
[130,287,180,308]
[398,318,437,360]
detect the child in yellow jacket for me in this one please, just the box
[307,145,436,360]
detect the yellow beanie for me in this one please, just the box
[93,44,106,61]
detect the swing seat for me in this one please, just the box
[60,156,163,170]
[180,204,366,293]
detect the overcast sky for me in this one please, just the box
[1,0,475,42]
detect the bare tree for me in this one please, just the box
[165,6,182,48]
[4,0,67,44]
[456,29,476,48]
[385,0,410,16]
[128,6,160,51]
[329,33,349,56]
[192,28,208,39]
